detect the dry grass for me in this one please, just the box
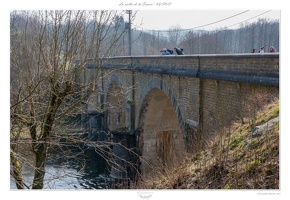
[136,98,279,189]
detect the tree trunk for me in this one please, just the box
[32,143,47,189]
[10,150,25,189]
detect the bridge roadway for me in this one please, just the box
[80,53,279,180]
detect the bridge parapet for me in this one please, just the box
[88,53,279,86]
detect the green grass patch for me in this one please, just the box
[245,159,261,173]
[229,135,243,150]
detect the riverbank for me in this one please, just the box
[135,98,279,189]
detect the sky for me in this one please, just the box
[1,0,290,199]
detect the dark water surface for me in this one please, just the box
[10,146,112,189]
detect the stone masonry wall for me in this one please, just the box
[85,54,279,153]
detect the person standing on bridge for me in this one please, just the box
[174,47,184,55]
[259,46,265,53]
[269,46,275,52]
[160,48,173,55]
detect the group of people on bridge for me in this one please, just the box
[252,46,276,53]
[160,47,184,55]
[160,46,277,55]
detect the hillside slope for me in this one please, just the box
[137,98,279,189]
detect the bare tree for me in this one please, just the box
[10,10,131,189]
[178,19,279,54]
[168,24,182,47]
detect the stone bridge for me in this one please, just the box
[80,53,279,179]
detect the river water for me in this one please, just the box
[10,146,113,189]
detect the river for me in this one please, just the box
[10,145,113,189]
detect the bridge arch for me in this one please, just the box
[103,74,124,103]
[136,78,186,175]
[137,78,185,131]
[104,74,127,132]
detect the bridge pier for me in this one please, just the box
[82,111,108,141]
[110,131,138,187]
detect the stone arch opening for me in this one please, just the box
[106,82,126,132]
[137,88,185,176]
[87,92,98,112]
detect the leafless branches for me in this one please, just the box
[10,10,131,189]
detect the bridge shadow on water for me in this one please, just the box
[45,143,113,189]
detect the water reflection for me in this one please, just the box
[10,146,112,189]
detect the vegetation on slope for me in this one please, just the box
[137,98,279,189]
